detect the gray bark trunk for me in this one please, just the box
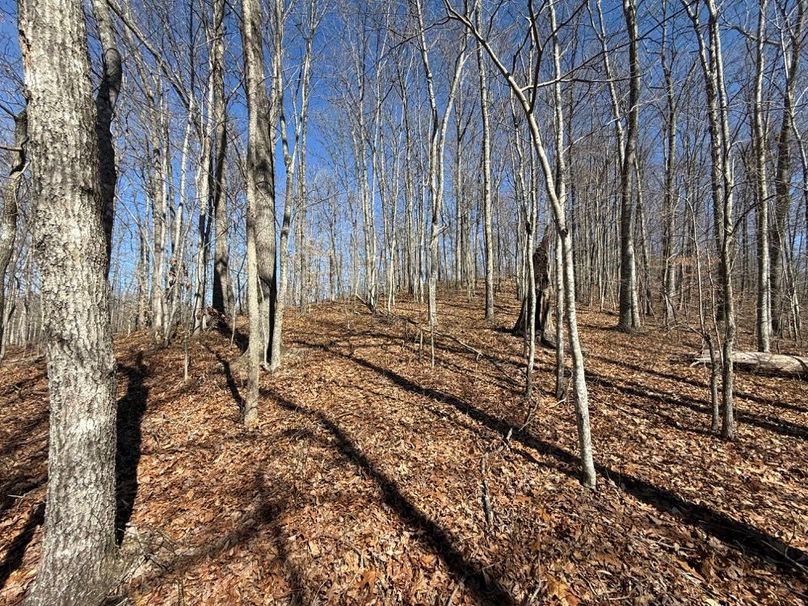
[0,110,25,349]
[19,0,120,601]
[241,0,276,421]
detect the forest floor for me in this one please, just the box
[1,289,807,605]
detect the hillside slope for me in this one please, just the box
[1,292,807,605]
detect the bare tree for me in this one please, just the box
[241,0,277,425]
[475,0,495,320]
[683,0,738,439]
[0,110,25,352]
[770,0,805,335]
[18,0,120,600]
[210,0,232,317]
[593,0,642,331]
[752,0,772,351]
[90,0,122,274]
[413,0,468,331]
[447,0,597,488]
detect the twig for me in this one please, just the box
[446,578,464,605]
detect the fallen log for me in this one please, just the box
[691,351,808,378]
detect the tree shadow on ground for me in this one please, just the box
[116,353,149,544]
[261,385,517,605]
[206,345,244,416]
[254,474,309,604]
[586,371,808,441]
[299,339,808,583]
[0,502,44,589]
[125,472,308,601]
[588,353,808,414]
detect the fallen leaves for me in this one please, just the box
[0,293,806,604]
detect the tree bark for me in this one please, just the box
[0,110,25,351]
[241,0,276,422]
[90,0,121,276]
[753,0,771,351]
[475,0,495,321]
[210,0,232,317]
[770,0,805,335]
[18,0,119,600]
[693,350,808,377]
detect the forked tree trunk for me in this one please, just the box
[19,0,119,601]
[448,0,596,488]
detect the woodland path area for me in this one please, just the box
[1,291,807,605]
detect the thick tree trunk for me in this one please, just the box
[770,0,805,335]
[19,0,119,601]
[241,0,276,422]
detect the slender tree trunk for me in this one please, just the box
[661,4,678,326]
[477,6,495,320]
[414,0,467,329]
[753,0,771,351]
[210,0,231,316]
[0,111,25,349]
[619,0,641,330]
[91,0,121,275]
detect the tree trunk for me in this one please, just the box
[209,0,231,317]
[770,0,805,335]
[693,350,808,377]
[19,0,119,601]
[0,111,25,350]
[90,0,121,275]
[753,0,771,351]
[241,0,276,422]
[476,0,495,320]
[618,0,641,331]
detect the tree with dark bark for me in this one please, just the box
[90,0,122,275]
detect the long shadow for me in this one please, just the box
[207,346,244,415]
[120,476,298,597]
[312,317,524,392]
[589,353,808,414]
[254,474,309,604]
[300,340,808,581]
[214,322,248,354]
[609,398,714,439]
[115,353,149,544]
[262,385,516,605]
[0,405,49,460]
[587,371,808,441]
[0,469,47,516]
[0,502,44,589]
